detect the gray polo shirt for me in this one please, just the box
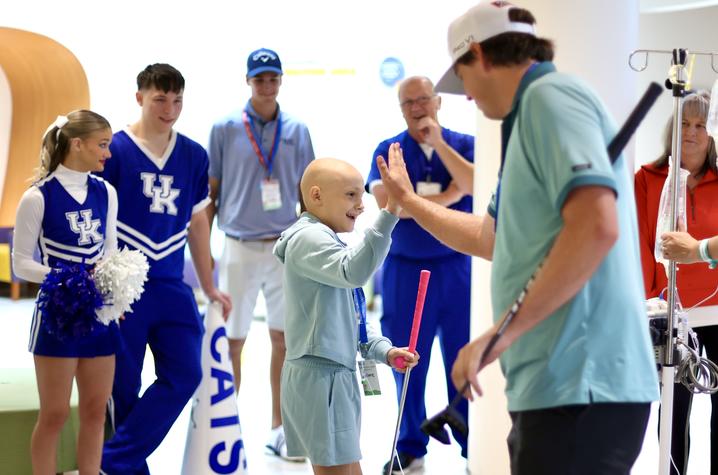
[208,101,314,239]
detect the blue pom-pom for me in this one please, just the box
[37,262,105,340]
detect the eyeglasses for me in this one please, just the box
[400,95,436,109]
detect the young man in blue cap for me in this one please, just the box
[207,48,315,461]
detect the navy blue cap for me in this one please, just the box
[247,48,283,78]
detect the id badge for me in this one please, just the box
[358,360,381,396]
[416,181,441,196]
[261,179,282,211]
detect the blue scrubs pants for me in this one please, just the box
[381,253,470,458]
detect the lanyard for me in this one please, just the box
[416,138,435,182]
[495,62,556,226]
[353,287,369,357]
[423,152,434,182]
[242,109,282,177]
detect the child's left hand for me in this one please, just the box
[387,347,419,373]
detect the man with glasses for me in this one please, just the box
[366,75,474,473]
[207,47,314,461]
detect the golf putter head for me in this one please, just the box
[421,403,468,444]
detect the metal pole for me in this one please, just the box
[658,47,686,475]
[387,368,412,475]
[658,367,676,475]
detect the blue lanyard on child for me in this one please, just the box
[353,287,369,358]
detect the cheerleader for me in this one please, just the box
[12,110,119,475]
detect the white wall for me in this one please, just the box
[1,0,480,256]
[635,4,718,168]
[0,0,477,178]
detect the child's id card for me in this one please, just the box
[358,360,381,396]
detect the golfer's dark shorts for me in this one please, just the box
[508,402,651,475]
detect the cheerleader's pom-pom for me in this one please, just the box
[37,262,104,339]
[94,249,149,325]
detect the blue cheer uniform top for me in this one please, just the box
[99,128,211,279]
[12,164,120,357]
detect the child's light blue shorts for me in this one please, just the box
[281,355,361,466]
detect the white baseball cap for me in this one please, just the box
[435,1,536,95]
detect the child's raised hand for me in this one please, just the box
[387,347,419,373]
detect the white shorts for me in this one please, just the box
[219,237,285,339]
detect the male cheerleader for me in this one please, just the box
[99,63,231,475]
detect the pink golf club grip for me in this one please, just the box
[394,270,430,369]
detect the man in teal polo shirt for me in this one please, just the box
[376,2,659,474]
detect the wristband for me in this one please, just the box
[699,239,718,269]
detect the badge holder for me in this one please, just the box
[416,181,441,197]
[355,288,381,397]
[261,178,282,211]
[359,354,381,396]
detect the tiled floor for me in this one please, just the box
[0,295,467,474]
[0,293,712,474]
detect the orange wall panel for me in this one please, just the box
[0,28,89,227]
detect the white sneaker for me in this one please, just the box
[266,425,306,463]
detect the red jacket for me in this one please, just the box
[635,163,718,307]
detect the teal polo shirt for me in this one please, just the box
[491,71,659,412]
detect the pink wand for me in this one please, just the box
[394,269,430,369]
[387,270,430,474]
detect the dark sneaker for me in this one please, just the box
[383,452,425,474]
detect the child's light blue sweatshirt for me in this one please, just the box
[273,210,399,369]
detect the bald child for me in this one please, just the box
[274,149,418,475]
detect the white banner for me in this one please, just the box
[181,301,248,474]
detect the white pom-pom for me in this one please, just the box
[94,249,149,325]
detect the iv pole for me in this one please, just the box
[629,48,718,475]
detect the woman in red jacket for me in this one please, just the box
[635,90,718,475]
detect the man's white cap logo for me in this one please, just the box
[435,1,536,95]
